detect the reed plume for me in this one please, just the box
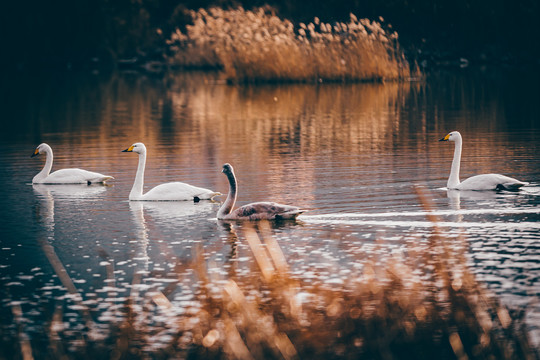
[167,7,414,83]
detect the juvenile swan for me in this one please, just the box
[439,131,527,190]
[217,163,305,220]
[32,143,113,184]
[122,142,220,201]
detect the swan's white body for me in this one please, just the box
[439,131,527,191]
[32,143,113,184]
[123,142,220,201]
[217,163,304,220]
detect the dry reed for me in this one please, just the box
[167,7,414,83]
[1,189,537,359]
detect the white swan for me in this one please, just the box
[32,143,113,184]
[439,131,528,191]
[217,163,305,220]
[122,142,221,201]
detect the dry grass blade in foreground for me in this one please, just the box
[167,7,415,83]
[2,189,538,359]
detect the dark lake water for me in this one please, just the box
[1,68,539,349]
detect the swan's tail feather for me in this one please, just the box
[195,191,222,202]
[209,192,223,201]
[194,192,221,202]
[88,175,114,184]
[277,209,307,220]
[498,181,528,191]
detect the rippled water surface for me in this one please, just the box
[1,68,539,347]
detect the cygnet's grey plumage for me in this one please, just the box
[217,163,305,220]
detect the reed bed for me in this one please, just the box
[167,7,413,83]
[1,189,537,359]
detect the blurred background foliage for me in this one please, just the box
[2,0,539,69]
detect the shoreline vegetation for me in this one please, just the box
[1,190,537,359]
[4,0,539,77]
[165,7,415,83]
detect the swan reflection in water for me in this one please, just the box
[216,221,240,277]
[215,219,303,278]
[133,201,217,225]
[32,184,109,233]
[128,201,218,274]
[128,202,150,275]
[32,183,108,200]
[446,188,519,209]
[445,188,526,225]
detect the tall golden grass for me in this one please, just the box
[2,189,537,359]
[167,7,414,83]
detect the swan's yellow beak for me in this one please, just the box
[439,133,450,142]
[31,148,40,157]
[122,145,134,152]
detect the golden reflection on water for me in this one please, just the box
[13,70,539,205]
[172,78,411,152]
[169,79,412,203]
[87,73,412,154]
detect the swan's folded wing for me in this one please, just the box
[142,182,220,201]
[232,202,304,220]
[43,169,113,184]
[460,173,527,191]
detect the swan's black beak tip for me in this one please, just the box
[439,134,450,142]
[31,152,39,158]
[122,149,129,152]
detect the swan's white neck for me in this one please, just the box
[130,150,147,200]
[448,137,462,189]
[218,170,237,218]
[33,145,54,183]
